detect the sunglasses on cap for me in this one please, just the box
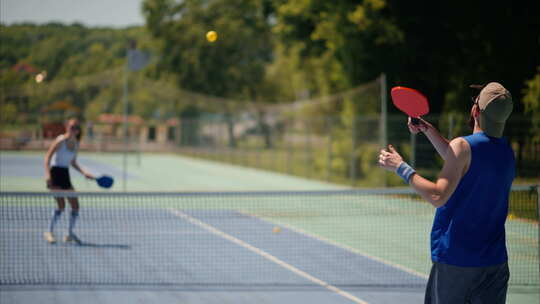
[469,84,487,105]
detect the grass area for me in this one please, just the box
[178,146,393,187]
[509,187,540,222]
[178,147,539,223]
[0,150,346,192]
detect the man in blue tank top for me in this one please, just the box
[378,82,514,304]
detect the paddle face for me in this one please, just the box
[390,87,429,125]
[96,175,114,189]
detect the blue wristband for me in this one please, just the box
[396,162,416,183]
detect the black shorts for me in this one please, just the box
[49,167,73,190]
[425,262,509,304]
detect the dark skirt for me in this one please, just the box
[49,166,73,190]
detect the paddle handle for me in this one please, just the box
[411,117,420,125]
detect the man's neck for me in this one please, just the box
[473,123,483,134]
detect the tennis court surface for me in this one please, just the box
[1,189,538,304]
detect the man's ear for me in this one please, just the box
[472,104,481,118]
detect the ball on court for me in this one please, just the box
[508,214,515,220]
[272,226,281,234]
[206,30,218,42]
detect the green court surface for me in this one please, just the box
[0,151,347,192]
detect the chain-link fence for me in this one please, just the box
[173,113,539,187]
[2,114,538,188]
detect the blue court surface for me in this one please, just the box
[1,204,428,304]
[2,203,537,304]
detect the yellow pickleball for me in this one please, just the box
[272,226,281,234]
[206,30,218,42]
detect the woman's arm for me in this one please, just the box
[71,158,95,179]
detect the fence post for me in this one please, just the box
[137,137,141,167]
[287,118,293,175]
[305,120,312,178]
[326,117,333,182]
[122,56,129,192]
[350,116,357,186]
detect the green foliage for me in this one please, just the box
[0,103,17,124]
[1,2,538,186]
[522,67,540,142]
[275,1,540,116]
[274,0,403,88]
[0,24,165,125]
[143,0,274,100]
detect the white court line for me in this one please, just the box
[169,209,369,304]
[239,210,429,280]
[3,228,209,235]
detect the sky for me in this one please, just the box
[1,0,145,28]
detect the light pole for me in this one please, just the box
[122,43,131,191]
[122,41,149,191]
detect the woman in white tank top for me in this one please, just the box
[43,118,95,245]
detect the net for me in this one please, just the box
[1,187,538,289]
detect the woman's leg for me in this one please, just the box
[49,197,66,232]
[44,190,66,243]
[64,190,82,244]
[67,195,79,237]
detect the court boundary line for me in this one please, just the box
[2,228,210,235]
[239,210,429,280]
[169,209,370,304]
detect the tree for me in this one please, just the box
[522,67,540,142]
[274,0,540,115]
[143,0,273,98]
[143,0,275,146]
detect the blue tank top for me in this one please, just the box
[431,132,515,267]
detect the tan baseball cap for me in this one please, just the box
[477,82,513,138]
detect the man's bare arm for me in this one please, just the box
[409,138,470,207]
[409,118,450,160]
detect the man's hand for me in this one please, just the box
[378,145,404,171]
[407,117,430,134]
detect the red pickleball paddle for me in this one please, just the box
[390,86,430,125]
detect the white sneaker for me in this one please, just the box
[44,232,56,244]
